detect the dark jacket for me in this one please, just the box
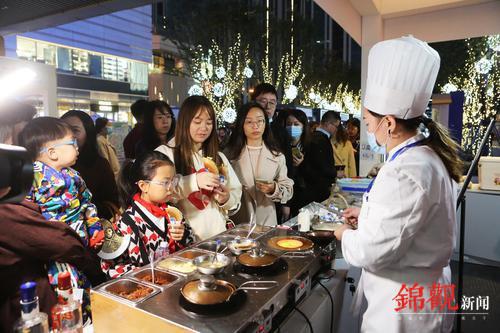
[123,124,144,159]
[0,200,104,332]
[73,157,119,220]
[302,130,337,204]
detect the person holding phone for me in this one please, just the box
[226,103,293,226]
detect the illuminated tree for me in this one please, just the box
[301,82,361,116]
[188,35,252,123]
[440,35,499,154]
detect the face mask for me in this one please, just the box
[366,118,388,154]
[106,127,113,135]
[286,125,303,140]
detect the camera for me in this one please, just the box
[0,143,33,203]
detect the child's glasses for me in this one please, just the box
[143,175,180,190]
[39,139,78,153]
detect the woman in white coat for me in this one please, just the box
[156,96,242,241]
[334,36,463,333]
[225,103,293,226]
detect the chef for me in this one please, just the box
[335,36,463,332]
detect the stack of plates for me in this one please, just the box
[337,178,372,193]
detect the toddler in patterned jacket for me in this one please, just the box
[19,117,104,321]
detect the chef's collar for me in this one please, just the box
[387,133,425,161]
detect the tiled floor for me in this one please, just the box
[450,260,500,332]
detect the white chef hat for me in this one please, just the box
[364,35,440,119]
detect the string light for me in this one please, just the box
[300,82,361,116]
[188,34,251,121]
[440,34,499,154]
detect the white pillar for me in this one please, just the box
[359,15,384,177]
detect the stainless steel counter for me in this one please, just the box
[91,225,336,333]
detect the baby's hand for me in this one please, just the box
[89,230,105,249]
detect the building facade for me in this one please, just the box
[3,5,152,122]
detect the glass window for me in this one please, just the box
[117,58,129,82]
[103,56,118,81]
[17,38,36,61]
[89,54,102,78]
[57,47,73,72]
[36,41,56,65]
[130,62,148,92]
[72,49,89,74]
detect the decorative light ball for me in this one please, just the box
[222,107,237,123]
[188,84,203,96]
[474,57,493,74]
[442,83,458,94]
[243,66,253,79]
[345,101,356,114]
[487,35,500,52]
[312,94,322,104]
[215,67,226,79]
[319,100,330,110]
[284,85,298,101]
[213,83,225,97]
[487,86,494,97]
[308,92,317,101]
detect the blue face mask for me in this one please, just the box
[366,118,388,154]
[106,127,113,135]
[286,125,303,140]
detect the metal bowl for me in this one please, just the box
[227,238,258,255]
[193,253,231,275]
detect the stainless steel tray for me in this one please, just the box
[195,236,235,252]
[174,248,211,260]
[99,278,160,305]
[129,268,180,289]
[156,257,198,276]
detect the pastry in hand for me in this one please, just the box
[166,206,183,223]
[202,157,219,175]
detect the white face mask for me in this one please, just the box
[366,117,389,154]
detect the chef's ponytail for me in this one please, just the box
[420,117,463,182]
[117,151,174,209]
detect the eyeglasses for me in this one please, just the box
[244,119,266,128]
[256,98,277,108]
[40,139,78,153]
[143,175,180,190]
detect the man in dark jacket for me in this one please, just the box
[302,111,340,204]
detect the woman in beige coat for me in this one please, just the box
[226,103,293,226]
[95,117,120,178]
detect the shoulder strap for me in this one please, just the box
[120,209,150,265]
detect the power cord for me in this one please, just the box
[318,280,334,333]
[294,306,314,333]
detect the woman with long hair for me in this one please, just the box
[331,119,357,178]
[155,96,241,240]
[136,100,175,156]
[335,36,462,332]
[61,110,119,220]
[226,103,293,226]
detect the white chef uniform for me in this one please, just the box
[341,36,457,333]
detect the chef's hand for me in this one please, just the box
[292,154,304,167]
[169,223,185,241]
[334,224,353,241]
[213,184,230,205]
[342,207,360,228]
[256,181,276,194]
[196,171,220,191]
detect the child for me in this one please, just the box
[155,96,242,241]
[101,151,193,279]
[18,117,104,320]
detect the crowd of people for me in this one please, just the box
[0,81,359,330]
